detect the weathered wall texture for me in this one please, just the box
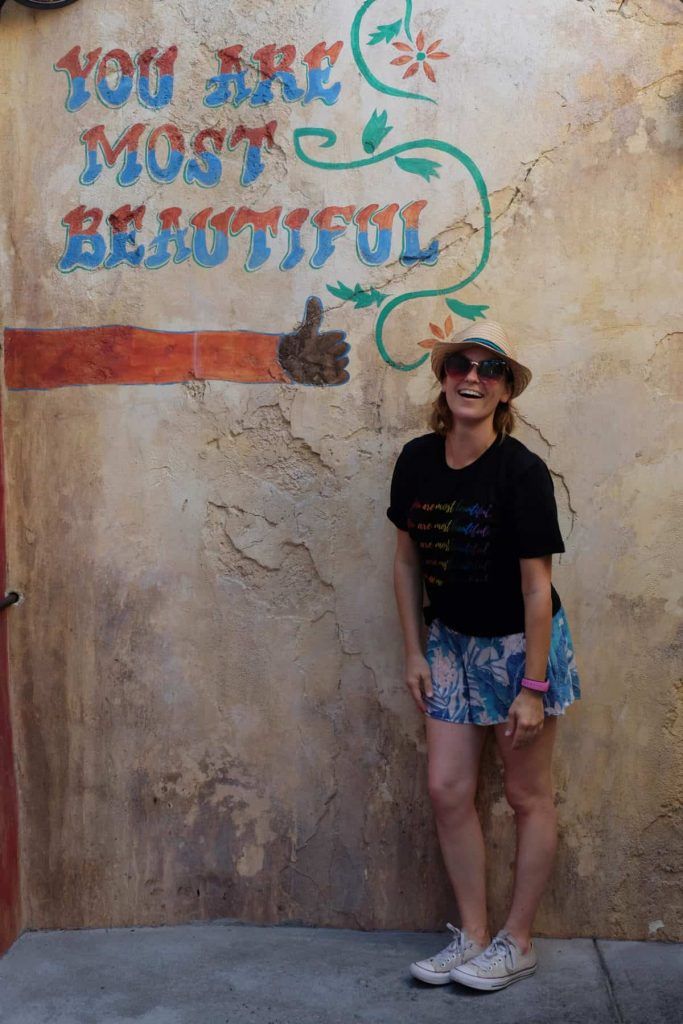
[0,0,681,940]
[0,401,20,954]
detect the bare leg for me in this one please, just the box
[493,717,558,952]
[425,718,490,947]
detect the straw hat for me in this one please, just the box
[430,321,532,398]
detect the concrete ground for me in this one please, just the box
[0,922,681,1024]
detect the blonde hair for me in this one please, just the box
[428,389,517,438]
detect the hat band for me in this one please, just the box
[461,337,507,357]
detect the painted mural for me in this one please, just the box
[6,297,350,388]
[5,0,492,385]
[4,0,681,945]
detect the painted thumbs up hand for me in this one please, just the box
[278,296,350,386]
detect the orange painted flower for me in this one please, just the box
[391,31,450,83]
[418,314,455,349]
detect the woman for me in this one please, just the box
[388,321,580,992]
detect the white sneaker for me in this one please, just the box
[410,924,486,985]
[449,930,537,991]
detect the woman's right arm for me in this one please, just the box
[393,530,433,713]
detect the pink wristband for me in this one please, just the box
[521,676,550,693]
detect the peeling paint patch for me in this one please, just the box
[646,333,683,400]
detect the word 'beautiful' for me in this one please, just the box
[59,202,440,273]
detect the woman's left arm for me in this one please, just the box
[520,555,553,682]
[505,555,553,748]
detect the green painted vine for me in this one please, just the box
[294,0,493,371]
[293,126,492,371]
[351,0,431,104]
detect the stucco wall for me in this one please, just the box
[0,0,680,940]
[0,402,20,954]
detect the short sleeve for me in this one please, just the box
[387,445,416,531]
[509,459,565,558]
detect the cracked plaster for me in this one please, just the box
[0,0,680,940]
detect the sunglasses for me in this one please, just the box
[443,352,511,382]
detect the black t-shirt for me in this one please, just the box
[387,433,565,637]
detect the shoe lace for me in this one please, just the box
[481,933,515,970]
[436,923,466,960]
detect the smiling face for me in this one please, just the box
[440,344,513,428]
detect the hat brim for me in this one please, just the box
[430,340,532,399]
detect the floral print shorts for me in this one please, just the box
[424,607,581,726]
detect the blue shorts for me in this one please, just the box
[424,607,581,726]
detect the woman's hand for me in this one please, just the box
[505,689,545,749]
[405,652,433,713]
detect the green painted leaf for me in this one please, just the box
[327,280,356,301]
[445,298,490,321]
[353,286,388,309]
[394,155,442,182]
[328,281,387,308]
[368,20,403,45]
[353,292,378,309]
[362,109,393,154]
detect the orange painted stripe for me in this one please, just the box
[4,325,288,390]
